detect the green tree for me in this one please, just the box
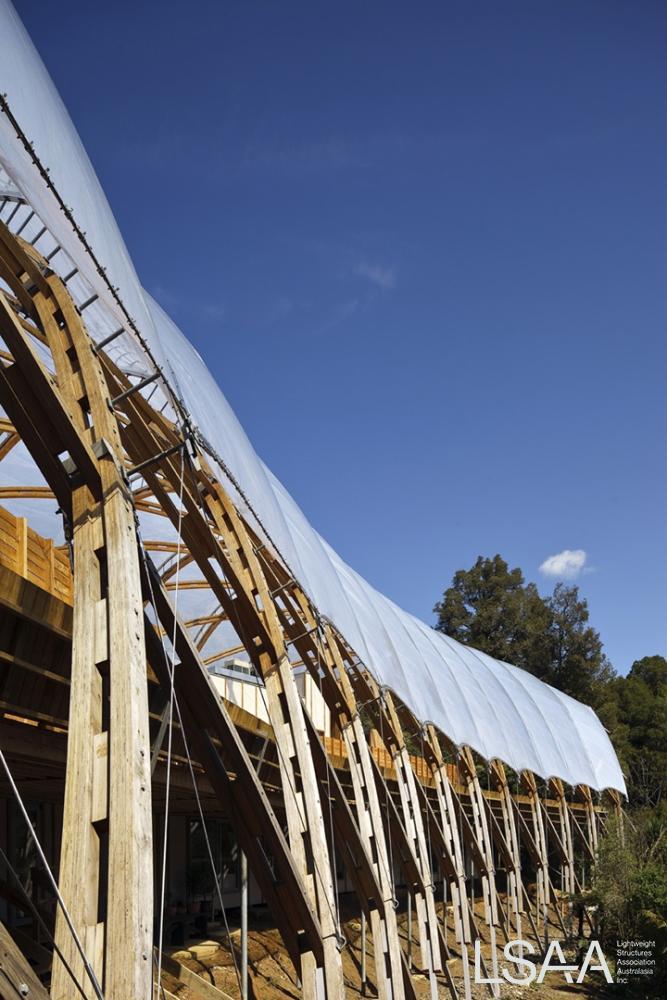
[591,809,667,997]
[612,656,667,807]
[433,555,551,672]
[434,557,667,991]
[433,557,667,810]
[629,654,667,694]
[543,582,614,706]
[433,555,612,704]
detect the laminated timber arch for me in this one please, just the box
[0,11,626,991]
[0,225,153,998]
[0,223,331,997]
[0,203,628,998]
[0,215,624,999]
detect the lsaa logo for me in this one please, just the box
[474,938,614,985]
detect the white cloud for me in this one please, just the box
[354,261,396,290]
[539,549,588,580]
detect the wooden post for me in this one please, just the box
[0,230,153,1000]
[607,789,624,844]
[373,700,439,987]
[422,724,476,999]
[490,761,542,952]
[143,558,324,979]
[510,779,568,941]
[458,747,500,994]
[16,515,27,577]
[360,909,367,997]
[367,688,442,980]
[578,785,599,859]
[341,715,406,1000]
[50,495,104,1000]
[522,771,550,946]
[551,779,575,896]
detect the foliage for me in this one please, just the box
[603,657,667,808]
[433,555,613,705]
[433,555,667,993]
[434,556,667,807]
[591,809,667,996]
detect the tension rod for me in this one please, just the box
[5,201,21,226]
[288,624,317,645]
[79,293,99,311]
[270,577,295,597]
[109,370,160,406]
[14,209,34,236]
[30,225,47,246]
[127,440,184,479]
[95,326,125,351]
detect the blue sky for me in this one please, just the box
[17,1,666,674]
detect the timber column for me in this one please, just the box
[0,226,154,1000]
[49,274,153,1000]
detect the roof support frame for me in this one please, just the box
[0,215,610,1000]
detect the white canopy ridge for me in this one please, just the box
[0,0,625,794]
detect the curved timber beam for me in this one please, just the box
[0,224,153,1000]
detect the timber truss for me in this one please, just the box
[0,210,622,999]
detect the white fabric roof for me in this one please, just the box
[0,0,625,793]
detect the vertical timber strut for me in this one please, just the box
[105,368,344,998]
[346,668,444,997]
[0,226,153,999]
[490,761,540,950]
[456,747,501,995]
[522,771,549,943]
[246,549,409,1000]
[550,779,575,896]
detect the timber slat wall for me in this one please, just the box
[0,504,71,603]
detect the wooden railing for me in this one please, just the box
[0,504,72,604]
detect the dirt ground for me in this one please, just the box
[163,893,607,999]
